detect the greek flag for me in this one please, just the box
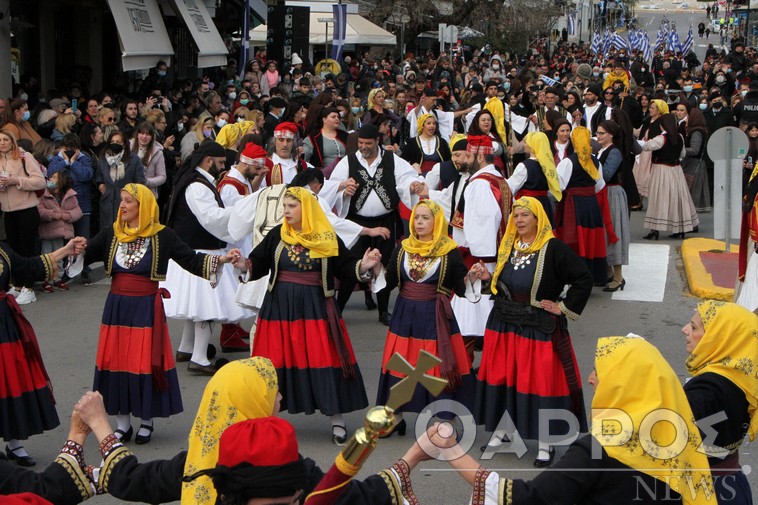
[603,28,612,54]
[612,31,630,50]
[655,28,664,50]
[591,31,602,54]
[568,11,576,35]
[641,32,652,61]
[628,29,640,50]
[669,30,682,52]
[620,13,626,28]
[681,24,694,54]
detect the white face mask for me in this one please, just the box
[177,122,185,131]
[19,93,28,101]
[741,90,748,98]
[699,103,708,110]
[716,75,725,84]
[216,119,227,128]
[228,92,237,100]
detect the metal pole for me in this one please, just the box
[726,128,732,252]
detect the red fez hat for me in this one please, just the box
[239,143,267,165]
[274,122,299,139]
[466,134,494,155]
[218,417,300,468]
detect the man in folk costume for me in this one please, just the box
[162,141,254,375]
[330,124,425,325]
[406,87,472,141]
[504,90,536,169]
[483,81,507,142]
[449,135,512,355]
[534,87,571,132]
[421,134,472,224]
[264,121,343,208]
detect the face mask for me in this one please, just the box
[683,85,693,93]
[157,70,167,77]
[21,110,30,122]
[351,107,361,115]
[641,68,646,72]
[19,93,28,101]
[108,143,124,154]
[593,72,600,77]
[339,110,346,118]
[716,75,725,84]
[699,103,708,110]
[742,90,748,98]
[240,99,250,105]
[46,181,58,191]
[492,64,500,69]
[228,92,237,100]
[727,68,732,73]
[712,102,722,110]
[216,119,227,128]
[603,72,609,79]
[237,116,246,123]
[203,129,212,138]
[504,82,511,92]
[64,149,76,160]
[177,122,184,132]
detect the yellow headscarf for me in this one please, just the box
[570,126,600,181]
[652,99,670,116]
[402,200,458,257]
[113,183,165,243]
[525,131,562,201]
[593,336,714,505]
[689,301,758,441]
[416,113,437,136]
[215,120,257,149]
[749,160,758,184]
[491,197,555,295]
[280,186,338,258]
[182,357,279,505]
[367,88,382,110]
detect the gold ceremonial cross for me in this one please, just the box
[385,350,448,412]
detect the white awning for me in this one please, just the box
[170,0,229,68]
[249,13,396,46]
[106,0,174,71]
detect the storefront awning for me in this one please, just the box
[106,0,175,71]
[170,0,229,68]
[249,13,396,46]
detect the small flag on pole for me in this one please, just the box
[568,11,576,36]
[681,24,694,54]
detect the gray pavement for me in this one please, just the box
[15,204,756,503]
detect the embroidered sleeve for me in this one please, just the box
[357,260,372,281]
[97,434,131,495]
[471,467,492,505]
[558,300,581,321]
[54,440,96,501]
[201,254,221,287]
[40,253,56,281]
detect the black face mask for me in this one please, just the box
[109,143,124,154]
[712,102,723,110]
[64,149,76,159]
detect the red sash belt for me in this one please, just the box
[278,271,354,378]
[710,450,741,477]
[0,292,54,402]
[111,274,171,391]
[399,282,461,388]
[516,189,548,199]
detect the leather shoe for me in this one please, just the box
[5,445,35,467]
[175,350,192,362]
[188,361,217,375]
[533,446,555,467]
[378,311,392,326]
[135,423,154,445]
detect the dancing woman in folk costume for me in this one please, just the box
[682,301,758,505]
[474,197,592,467]
[555,126,615,285]
[234,187,382,445]
[414,336,715,505]
[374,200,483,434]
[737,162,758,310]
[400,113,451,175]
[0,238,83,466]
[506,131,562,226]
[84,183,239,445]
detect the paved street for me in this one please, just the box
[16,202,756,503]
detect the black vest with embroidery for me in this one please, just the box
[347,152,400,216]
[521,159,549,190]
[567,154,600,188]
[599,146,623,185]
[168,172,226,250]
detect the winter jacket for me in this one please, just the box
[0,150,46,212]
[130,140,167,198]
[48,152,94,213]
[38,188,82,240]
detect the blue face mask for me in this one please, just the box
[240,99,250,106]
[504,82,511,92]
[351,106,362,115]
[157,70,167,77]
[699,103,708,110]
[46,181,58,191]
[21,110,30,122]
[683,85,693,93]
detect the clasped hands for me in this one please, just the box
[468,261,491,283]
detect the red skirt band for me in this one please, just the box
[111,274,171,391]
[399,282,460,386]
[516,189,548,199]
[278,271,354,378]
[457,247,496,269]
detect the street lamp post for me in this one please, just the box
[318,17,334,61]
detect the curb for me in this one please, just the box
[681,237,739,301]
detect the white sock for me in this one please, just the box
[329,414,346,433]
[116,414,131,433]
[486,429,508,447]
[137,419,153,437]
[178,320,195,354]
[7,439,28,456]
[191,321,212,366]
[537,441,551,460]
